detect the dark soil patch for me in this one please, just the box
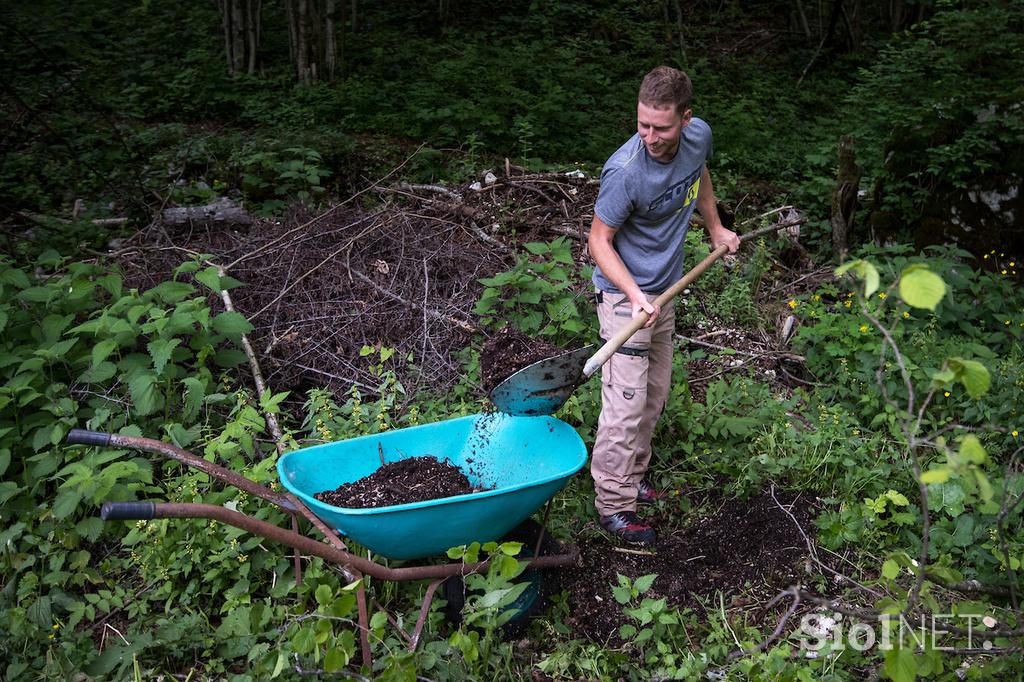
[314,456,482,508]
[558,489,814,642]
[480,325,566,392]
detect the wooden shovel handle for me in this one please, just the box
[582,244,730,377]
[580,220,793,378]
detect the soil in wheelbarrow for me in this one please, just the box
[480,325,565,393]
[556,488,817,643]
[315,456,485,508]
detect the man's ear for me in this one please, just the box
[680,108,693,126]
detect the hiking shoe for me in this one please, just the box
[636,478,667,505]
[599,511,656,546]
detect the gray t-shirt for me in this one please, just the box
[592,117,713,294]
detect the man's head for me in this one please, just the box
[637,66,693,162]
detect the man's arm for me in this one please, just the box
[696,165,739,253]
[588,214,659,326]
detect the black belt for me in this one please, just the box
[599,338,648,357]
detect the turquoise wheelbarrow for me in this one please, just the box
[66,412,586,665]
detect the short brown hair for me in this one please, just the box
[638,66,693,114]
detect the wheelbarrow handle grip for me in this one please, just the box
[66,429,113,447]
[101,501,156,521]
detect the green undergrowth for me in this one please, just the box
[3,225,1024,679]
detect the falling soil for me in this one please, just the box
[314,456,481,508]
[480,325,566,392]
[557,489,815,642]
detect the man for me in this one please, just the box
[588,65,739,545]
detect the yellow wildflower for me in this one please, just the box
[1002,270,1008,275]
[984,254,989,259]
[788,300,798,309]
[903,311,910,319]
[844,300,852,308]
[878,292,887,299]
[1013,431,1019,437]
[944,391,951,397]
[859,324,869,333]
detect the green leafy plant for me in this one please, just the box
[474,237,591,344]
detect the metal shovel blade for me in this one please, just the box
[489,345,594,416]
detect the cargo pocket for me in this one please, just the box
[604,352,649,402]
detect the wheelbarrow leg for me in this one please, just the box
[410,578,446,652]
[286,494,372,668]
[290,513,303,587]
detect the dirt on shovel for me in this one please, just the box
[480,326,565,393]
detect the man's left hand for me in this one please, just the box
[710,227,740,254]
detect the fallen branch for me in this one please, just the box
[162,198,253,228]
[217,266,287,456]
[727,586,802,659]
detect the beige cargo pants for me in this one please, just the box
[592,291,675,517]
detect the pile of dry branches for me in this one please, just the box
[116,166,598,401]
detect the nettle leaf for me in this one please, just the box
[634,573,658,594]
[883,645,918,682]
[211,311,253,338]
[147,338,181,375]
[80,361,117,383]
[881,559,900,580]
[899,264,946,311]
[92,339,118,368]
[174,260,201,276]
[948,357,990,398]
[0,267,31,289]
[835,259,880,298]
[128,372,162,416]
[18,286,57,303]
[194,266,223,293]
[182,377,206,421]
[147,281,196,304]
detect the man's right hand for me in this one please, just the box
[631,296,660,328]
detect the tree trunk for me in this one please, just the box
[672,0,689,67]
[823,0,843,49]
[296,0,310,85]
[219,0,233,74]
[794,0,812,40]
[230,0,246,74]
[285,0,297,66]
[831,135,861,262]
[247,0,261,74]
[888,0,904,32]
[324,0,337,79]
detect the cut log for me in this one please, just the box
[161,198,253,228]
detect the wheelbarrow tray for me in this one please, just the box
[277,413,587,560]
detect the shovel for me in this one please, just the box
[488,222,793,416]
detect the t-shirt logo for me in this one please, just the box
[648,169,701,213]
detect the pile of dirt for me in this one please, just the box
[314,456,483,508]
[115,171,597,401]
[479,325,566,392]
[558,489,814,642]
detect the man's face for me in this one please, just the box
[637,101,691,162]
